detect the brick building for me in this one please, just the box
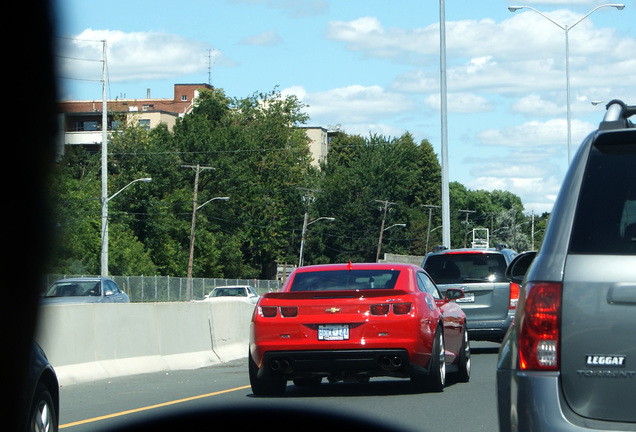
[57,83,213,155]
[58,83,334,165]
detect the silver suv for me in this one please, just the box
[497,100,636,431]
[421,245,517,342]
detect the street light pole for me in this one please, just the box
[439,0,451,249]
[422,204,440,253]
[101,177,152,277]
[376,223,406,263]
[298,216,334,267]
[185,190,229,301]
[508,4,625,164]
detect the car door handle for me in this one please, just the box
[607,283,636,305]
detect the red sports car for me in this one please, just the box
[249,262,471,395]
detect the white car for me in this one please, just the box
[203,285,260,304]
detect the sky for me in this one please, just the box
[54,0,635,215]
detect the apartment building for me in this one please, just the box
[57,83,212,155]
[58,83,335,165]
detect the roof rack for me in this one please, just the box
[599,100,636,131]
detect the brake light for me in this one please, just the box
[370,303,412,315]
[509,282,520,309]
[260,305,298,318]
[280,306,298,317]
[393,303,412,315]
[518,282,561,371]
[260,306,278,317]
[370,304,390,315]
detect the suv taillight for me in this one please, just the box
[509,282,520,309]
[518,282,561,371]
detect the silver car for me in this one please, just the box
[497,100,636,431]
[41,277,130,304]
[422,245,517,342]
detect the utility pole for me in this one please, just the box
[459,209,476,248]
[100,40,109,277]
[375,200,396,262]
[183,164,215,300]
[531,210,535,250]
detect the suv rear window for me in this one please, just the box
[423,252,508,284]
[569,139,636,255]
[290,270,400,292]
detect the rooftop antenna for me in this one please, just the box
[208,49,214,85]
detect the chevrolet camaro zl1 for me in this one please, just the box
[249,262,471,395]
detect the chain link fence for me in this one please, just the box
[44,275,282,302]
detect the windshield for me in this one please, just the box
[44,281,101,297]
[211,288,247,297]
[424,253,508,284]
[570,142,636,255]
[290,270,400,292]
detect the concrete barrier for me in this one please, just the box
[35,300,255,386]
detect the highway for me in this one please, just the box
[58,341,501,432]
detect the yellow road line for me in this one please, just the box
[60,384,251,429]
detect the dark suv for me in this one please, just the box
[421,244,517,342]
[497,100,636,431]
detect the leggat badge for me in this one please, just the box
[585,355,626,367]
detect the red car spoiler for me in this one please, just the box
[261,289,411,300]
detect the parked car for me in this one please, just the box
[24,343,59,432]
[203,285,259,304]
[421,245,518,342]
[41,277,130,304]
[497,99,636,431]
[248,262,470,396]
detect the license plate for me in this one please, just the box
[318,324,349,340]
[456,292,475,303]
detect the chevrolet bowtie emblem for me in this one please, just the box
[326,307,341,313]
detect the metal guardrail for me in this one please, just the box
[44,274,282,302]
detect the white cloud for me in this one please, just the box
[328,12,635,102]
[325,17,438,63]
[240,30,283,46]
[58,29,231,83]
[423,92,493,114]
[469,175,560,214]
[477,118,596,148]
[512,94,563,117]
[290,84,416,124]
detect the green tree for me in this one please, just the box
[47,147,102,274]
[448,183,528,250]
[171,88,313,278]
[49,84,538,279]
[314,133,442,263]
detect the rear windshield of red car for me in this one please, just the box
[290,270,401,292]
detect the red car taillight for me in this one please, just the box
[509,282,520,309]
[518,282,561,371]
[260,306,278,317]
[370,303,412,315]
[392,303,412,315]
[259,305,298,318]
[280,306,298,317]
[370,304,390,315]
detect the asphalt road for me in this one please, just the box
[58,341,501,432]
